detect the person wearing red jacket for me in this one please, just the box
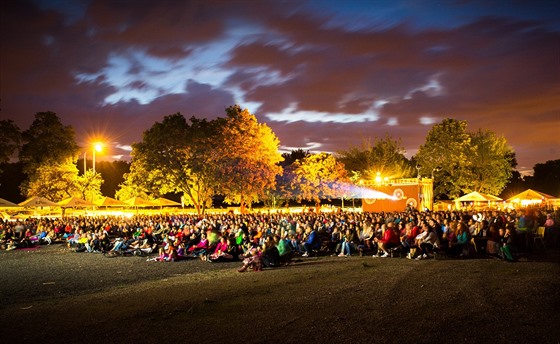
[373,222,399,258]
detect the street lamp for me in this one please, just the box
[83,142,104,174]
[83,151,87,175]
[375,172,382,185]
[92,142,103,173]
[431,166,441,179]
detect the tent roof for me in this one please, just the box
[0,197,22,208]
[57,196,96,208]
[125,197,157,207]
[455,191,502,202]
[155,197,181,206]
[507,189,556,202]
[19,196,59,207]
[96,196,127,207]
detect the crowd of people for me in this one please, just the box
[0,207,558,270]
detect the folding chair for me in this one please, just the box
[533,226,546,251]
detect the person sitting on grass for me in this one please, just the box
[449,221,470,258]
[356,220,374,256]
[339,227,356,257]
[301,225,321,257]
[373,222,399,258]
[485,224,501,257]
[149,241,177,262]
[499,225,517,262]
[238,246,262,272]
[401,221,419,259]
[207,236,234,262]
[187,232,209,258]
[261,236,281,267]
[415,222,440,260]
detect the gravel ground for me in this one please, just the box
[1,244,559,344]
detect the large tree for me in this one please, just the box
[0,119,22,173]
[19,112,80,176]
[337,135,414,181]
[76,169,104,203]
[126,114,217,214]
[416,118,514,198]
[18,112,81,200]
[22,158,81,201]
[214,105,283,212]
[289,152,350,208]
[469,129,514,195]
[524,159,560,196]
[262,149,311,209]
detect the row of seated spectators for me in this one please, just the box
[1,208,558,267]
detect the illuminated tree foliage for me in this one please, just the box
[214,105,283,212]
[125,114,216,214]
[337,135,414,180]
[290,152,350,207]
[262,149,311,209]
[19,112,80,177]
[0,119,22,173]
[22,158,81,201]
[16,112,81,200]
[416,118,513,198]
[416,118,474,198]
[469,129,514,195]
[76,169,105,203]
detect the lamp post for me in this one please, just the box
[431,166,441,179]
[92,142,103,173]
[83,152,87,175]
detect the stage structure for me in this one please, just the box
[361,178,434,212]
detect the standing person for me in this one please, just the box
[543,213,557,248]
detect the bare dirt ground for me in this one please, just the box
[1,245,559,344]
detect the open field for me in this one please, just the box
[1,245,559,344]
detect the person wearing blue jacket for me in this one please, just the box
[302,226,321,257]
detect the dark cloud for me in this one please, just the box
[1,0,558,171]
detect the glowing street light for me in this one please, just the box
[431,166,441,179]
[92,142,103,173]
[83,142,104,174]
[375,172,382,185]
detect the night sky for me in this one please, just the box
[1,0,559,174]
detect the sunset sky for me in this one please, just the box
[1,0,559,175]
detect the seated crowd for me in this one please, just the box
[0,207,558,268]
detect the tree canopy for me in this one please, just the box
[214,105,283,212]
[416,118,514,198]
[122,106,282,214]
[0,119,22,173]
[19,112,80,176]
[337,135,414,181]
[17,112,82,199]
[124,113,216,214]
[289,152,350,206]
